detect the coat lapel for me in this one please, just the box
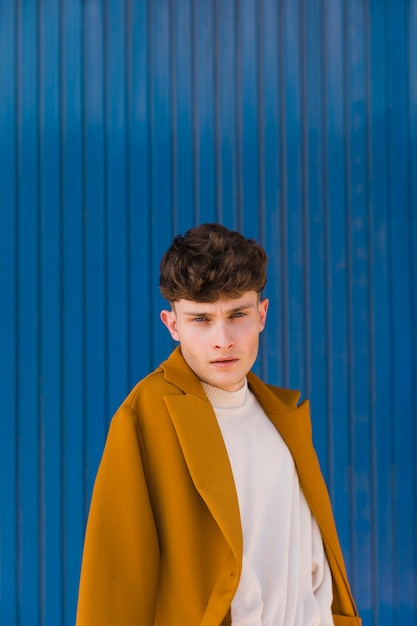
[162,381,243,564]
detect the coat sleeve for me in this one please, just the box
[76,404,160,626]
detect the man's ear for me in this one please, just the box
[160,309,180,341]
[259,298,269,332]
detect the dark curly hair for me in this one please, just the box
[159,223,267,303]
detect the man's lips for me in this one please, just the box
[210,357,238,367]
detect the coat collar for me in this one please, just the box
[160,346,208,399]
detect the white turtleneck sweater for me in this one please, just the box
[201,380,334,626]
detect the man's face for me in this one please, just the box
[160,292,268,392]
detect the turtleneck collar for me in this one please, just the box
[201,379,248,409]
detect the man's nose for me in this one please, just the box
[213,323,234,350]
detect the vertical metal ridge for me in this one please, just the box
[278,0,288,388]
[406,7,417,617]
[343,0,355,588]
[144,0,154,370]
[363,1,379,619]
[5,3,20,621]
[191,0,198,223]
[214,0,221,223]
[321,0,333,498]
[321,0,329,477]
[15,1,23,620]
[256,0,267,377]
[408,3,417,619]
[257,0,265,242]
[58,1,65,622]
[170,0,178,229]
[234,0,242,231]
[147,0,155,368]
[103,0,111,413]
[80,0,87,546]
[38,3,46,620]
[125,0,133,388]
[36,3,43,616]
[300,0,311,398]
[39,0,65,620]
[209,0,217,223]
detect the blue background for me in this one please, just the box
[0,1,416,624]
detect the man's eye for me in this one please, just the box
[232,312,246,318]
[193,317,208,322]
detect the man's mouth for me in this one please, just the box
[211,357,238,366]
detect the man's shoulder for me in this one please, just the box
[123,364,180,408]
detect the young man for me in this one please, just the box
[76,224,361,626]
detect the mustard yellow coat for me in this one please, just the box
[76,347,361,626]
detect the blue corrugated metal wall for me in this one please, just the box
[0,1,416,624]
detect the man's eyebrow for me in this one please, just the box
[183,302,256,316]
[183,310,211,316]
[227,302,256,313]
